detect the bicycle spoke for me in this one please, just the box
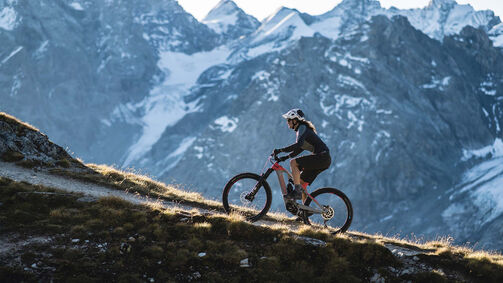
[224,175,269,218]
[303,188,352,233]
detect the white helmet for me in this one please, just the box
[282,108,305,121]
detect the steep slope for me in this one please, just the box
[3,175,503,282]
[1,114,503,281]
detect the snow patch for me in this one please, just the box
[420,76,451,91]
[10,72,22,97]
[252,9,314,45]
[338,75,369,93]
[380,214,393,222]
[0,7,18,30]
[321,120,328,128]
[489,23,503,47]
[245,41,284,58]
[203,11,238,34]
[252,70,280,101]
[462,139,503,161]
[158,137,197,176]
[1,46,23,65]
[194,146,204,159]
[479,80,497,96]
[123,47,230,166]
[168,137,196,159]
[446,154,503,225]
[69,2,84,11]
[347,111,364,131]
[101,119,111,127]
[33,41,49,59]
[214,116,238,133]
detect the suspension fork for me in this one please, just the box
[245,168,274,201]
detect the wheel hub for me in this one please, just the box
[322,205,334,220]
[240,191,251,204]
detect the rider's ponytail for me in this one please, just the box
[301,120,317,134]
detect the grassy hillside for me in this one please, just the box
[2,112,503,282]
[1,176,503,282]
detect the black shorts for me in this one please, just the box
[295,151,331,184]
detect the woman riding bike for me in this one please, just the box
[273,108,331,202]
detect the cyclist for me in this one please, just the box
[273,108,331,201]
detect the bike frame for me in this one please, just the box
[249,156,325,213]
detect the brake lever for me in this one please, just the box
[270,153,280,163]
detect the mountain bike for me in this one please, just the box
[222,153,353,233]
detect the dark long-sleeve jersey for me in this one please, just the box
[280,124,329,158]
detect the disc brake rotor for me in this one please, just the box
[240,191,251,204]
[322,205,334,221]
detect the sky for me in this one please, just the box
[178,0,503,22]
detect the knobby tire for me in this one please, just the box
[302,187,353,234]
[222,172,272,222]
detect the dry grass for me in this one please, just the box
[50,163,297,224]
[47,160,503,274]
[0,112,40,132]
[347,230,503,273]
[2,176,503,282]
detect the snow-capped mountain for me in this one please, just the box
[387,0,500,41]
[2,0,503,250]
[240,0,501,46]
[202,0,260,41]
[489,22,503,47]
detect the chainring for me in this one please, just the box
[285,201,298,215]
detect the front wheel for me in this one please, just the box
[222,173,272,222]
[302,187,353,234]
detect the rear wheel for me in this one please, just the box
[302,187,353,234]
[222,173,272,222]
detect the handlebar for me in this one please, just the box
[270,153,288,163]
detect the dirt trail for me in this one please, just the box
[0,162,299,226]
[0,161,199,213]
[0,162,432,253]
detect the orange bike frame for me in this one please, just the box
[271,162,323,208]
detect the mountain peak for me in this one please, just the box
[262,7,300,22]
[248,7,315,46]
[202,0,259,38]
[204,0,240,18]
[337,0,382,9]
[428,0,457,8]
[321,0,382,20]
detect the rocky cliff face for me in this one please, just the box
[0,112,72,165]
[2,0,503,250]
